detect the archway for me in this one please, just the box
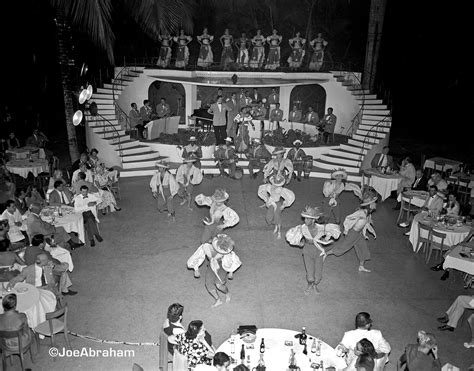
[148,81,186,123]
[289,84,326,120]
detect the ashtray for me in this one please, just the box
[16,287,28,293]
[241,333,256,344]
[284,341,294,346]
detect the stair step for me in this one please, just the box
[120,145,154,155]
[122,156,167,169]
[90,93,113,100]
[85,114,116,121]
[359,99,383,105]
[96,88,117,94]
[123,72,141,77]
[328,149,364,160]
[103,83,124,90]
[361,118,391,126]
[361,114,390,122]
[92,128,126,136]
[103,134,130,141]
[356,129,386,138]
[313,158,359,173]
[358,124,390,132]
[361,104,388,110]
[122,151,163,162]
[348,138,374,149]
[319,154,361,167]
[90,98,115,105]
[86,109,115,115]
[362,109,390,115]
[355,95,377,100]
[351,90,371,95]
[111,139,141,149]
[340,144,368,155]
[347,86,364,91]
[352,134,381,144]
[88,119,119,127]
[96,102,115,109]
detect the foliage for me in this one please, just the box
[154,129,215,146]
[262,128,318,148]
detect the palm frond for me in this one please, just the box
[51,0,115,63]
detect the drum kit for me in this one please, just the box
[303,155,313,178]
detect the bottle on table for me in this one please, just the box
[257,353,265,367]
[320,360,324,370]
[260,338,265,353]
[299,327,307,346]
[315,339,321,356]
[303,342,308,355]
[58,206,63,217]
[311,338,317,353]
[246,355,251,367]
[240,344,245,364]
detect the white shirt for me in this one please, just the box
[340,328,391,357]
[34,264,43,287]
[1,209,26,242]
[73,193,101,222]
[413,177,422,188]
[72,169,94,184]
[378,154,387,167]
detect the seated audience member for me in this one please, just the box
[26,203,83,249]
[444,192,460,216]
[397,157,416,195]
[13,188,28,215]
[25,185,46,208]
[88,148,100,169]
[398,331,441,370]
[0,162,15,201]
[73,185,103,247]
[175,320,215,368]
[48,169,68,191]
[49,180,74,206]
[23,234,76,295]
[0,199,28,247]
[398,185,445,228]
[163,303,185,355]
[412,168,428,190]
[428,173,448,192]
[7,132,21,149]
[25,128,48,148]
[371,146,393,170]
[94,163,121,214]
[344,338,377,371]
[194,352,231,371]
[337,312,391,370]
[0,294,33,352]
[71,152,91,173]
[0,242,24,281]
[73,171,99,195]
[437,295,474,347]
[72,163,94,184]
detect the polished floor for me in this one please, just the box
[15,177,472,370]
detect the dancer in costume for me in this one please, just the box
[258,174,295,239]
[322,169,362,224]
[176,155,203,209]
[150,161,179,220]
[288,32,306,70]
[214,137,238,178]
[187,234,241,307]
[236,32,249,68]
[157,33,173,68]
[174,30,192,68]
[233,107,255,153]
[182,136,203,169]
[246,138,271,179]
[195,189,239,244]
[263,146,294,185]
[197,28,214,68]
[220,29,234,69]
[326,189,377,272]
[287,139,306,182]
[249,29,266,69]
[265,29,282,70]
[286,206,341,294]
[309,33,328,71]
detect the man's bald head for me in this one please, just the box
[29,202,42,214]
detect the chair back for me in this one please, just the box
[0,322,29,353]
[46,304,68,335]
[417,222,432,243]
[430,230,447,250]
[172,349,189,371]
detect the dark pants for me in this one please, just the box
[330,229,371,263]
[135,123,145,140]
[82,210,100,241]
[303,245,324,285]
[214,125,227,145]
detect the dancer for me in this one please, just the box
[263,147,294,185]
[249,29,266,69]
[195,189,239,244]
[309,33,328,71]
[150,161,179,220]
[182,136,203,169]
[157,33,173,68]
[197,28,214,68]
[322,169,362,224]
[236,32,249,68]
[286,206,341,294]
[287,140,306,182]
[174,30,192,68]
[258,174,295,239]
[326,189,377,272]
[176,155,203,209]
[187,234,241,307]
[288,32,306,70]
[234,107,255,153]
[220,29,234,69]
[265,29,282,70]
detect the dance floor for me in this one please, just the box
[26,177,471,370]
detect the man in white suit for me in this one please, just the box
[208,96,231,145]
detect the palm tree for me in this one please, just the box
[50,0,194,163]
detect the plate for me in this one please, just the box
[16,286,28,294]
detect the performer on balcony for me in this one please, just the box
[236,33,249,68]
[246,138,271,179]
[174,30,192,69]
[263,147,294,185]
[176,155,203,209]
[258,174,295,239]
[288,32,306,70]
[157,33,173,68]
[289,103,302,124]
[265,29,283,70]
[214,137,238,178]
[269,102,284,131]
[197,28,214,68]
[287,140,306,182]
[309,33,328,71]
[220,29,234,70]
[182,136,203,169]
[250,29,266,69]
[234,107,255,153]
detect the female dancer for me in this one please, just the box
[220,29,234,69]
[157,33,173,68]
[249,29,266,69]
[288,32,306,70]
[309,33,328,71]
[265,29,282,70]
[236,32,249,68]
[197,28,214,68]
[174,30,192,68]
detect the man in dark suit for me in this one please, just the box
[156,97,171,118]
[412,169,428,190]
[251,88,262,104]
[72,172,98,195]
[371,146,394,169]
[208,96,231,145]
[49,181,74,206]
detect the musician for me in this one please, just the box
[304,106,320,126]
[269,103,284,131]
[214,137,238,178]
[287,140,306,182]
[267,88,279,106]
[246,138,271,179]
[182,136,203,169]
[251,88,262,104]
[226,93,240,137]
[321,107,337,144]
[156,98,171,119]
[289,104,302,123]
[208,96,231,145]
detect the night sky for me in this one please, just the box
[0,0,472,165]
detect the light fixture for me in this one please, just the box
[72,110,83,126]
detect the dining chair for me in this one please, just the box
[110,166,122,201]
[34,303,71,354]
[446,175,459,192]
[433,161,446,177]
[457,178,472,205]
[416,222,432,255]
[426,230,448,264]
[0,322,36,371]
[397,194,419,224]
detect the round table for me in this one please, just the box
[6,159,49,179]
[5,146,46,160]
[216,328,347,370]
[0,282,56,328]
[443,245,474,275]
[40,205,85,244]
[362,169,402,201]
[401,190,429,208]
[409,212,471,252]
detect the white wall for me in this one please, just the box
[85,125,123,168]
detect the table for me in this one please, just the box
[451,172,474,198]
[362,169,402,201]
[40,205,85,244]
[6,146,46,160]
[47,246,74,272]
[146,116,180,140]
[401,190,429,208]
[0,282,56,328]
[216,328,347,370]
[6,159,49,179]
[443,244,474,275]
[423,157,463,174]
[409,212,471,252]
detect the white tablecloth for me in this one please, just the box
[409,212,471,252]
[6,146,46,160]
[423,157,462,173]
[443,245,474,275]
[363,169,402,201]
[47,246,74,272]
[401,190,429,208]
[0,282,56,329]
[41,206,85,244]
[216,328,346,370]
[6,159,49,178]
[146,116,180,140]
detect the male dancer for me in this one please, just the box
[176,155,203,209]
[150,161,179,220]
[195,189,239,245]
[258,174,295,239]
[287,139,306,181]
[187,234,241,307]
[263,146,294,184]
[286,206,341,294]
[326,189,377,272]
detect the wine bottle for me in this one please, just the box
[240,344,245,364]
[303,342,308,355]
[299,327,307,346]
[315,339,321,356]
[260,338,265,353]
[311,338,317,353]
